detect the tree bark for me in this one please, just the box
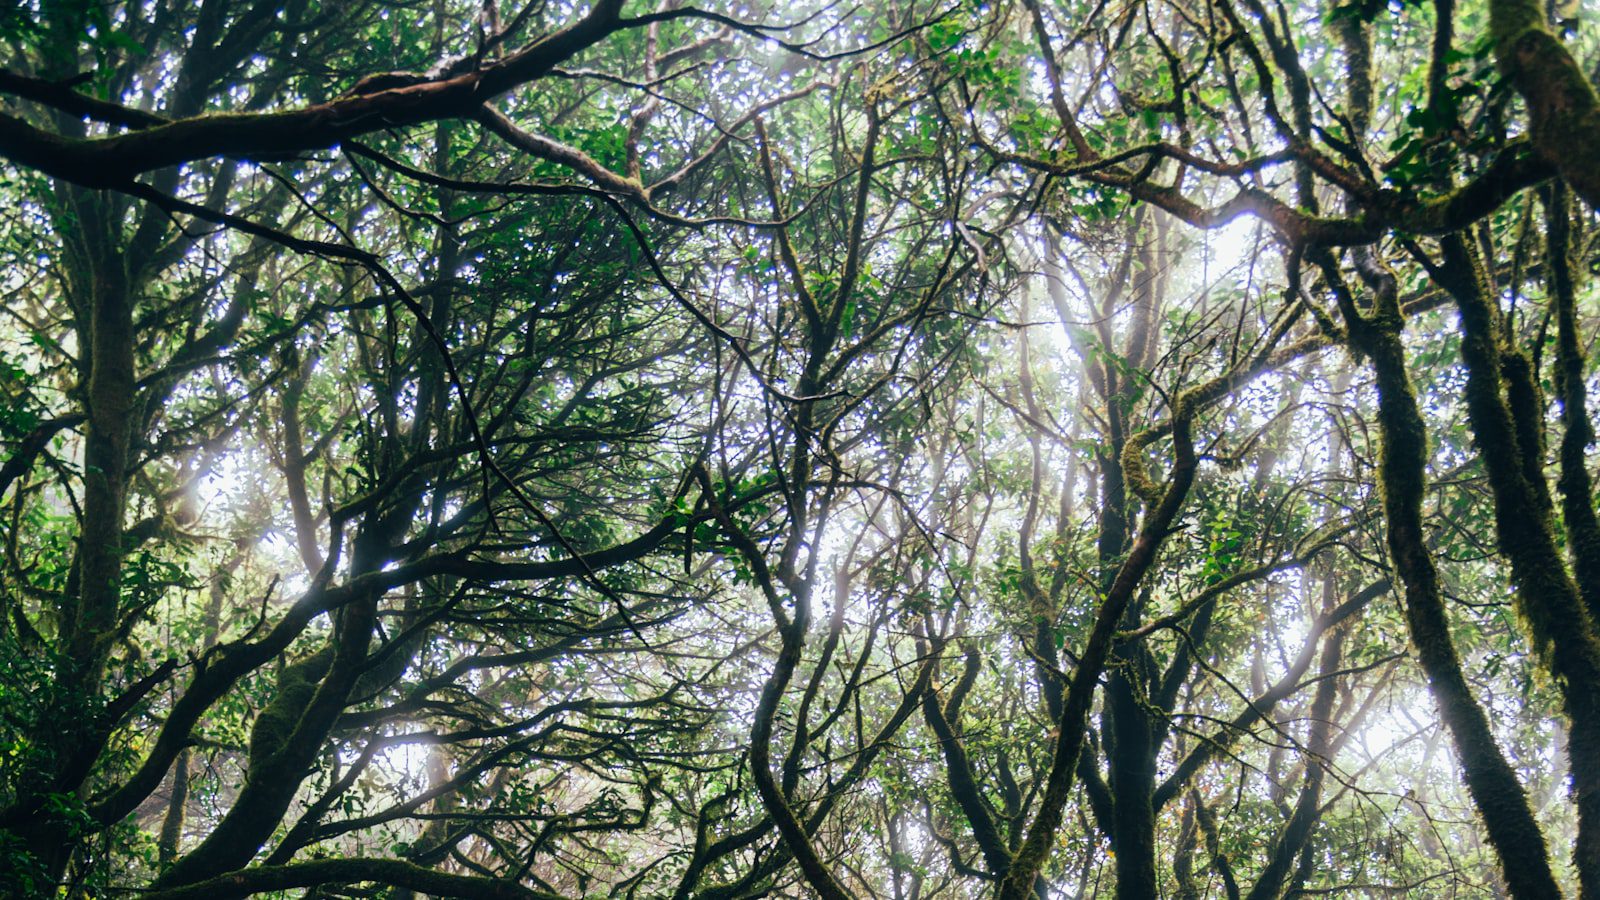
[1321,250,1564,900]
[1433,233,1600,899]
[1490,0,1600,209]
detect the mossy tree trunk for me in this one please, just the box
[1428,232,1600,899]
[1316,250,1566,900]
[1490,0,1600,209]
[1543,183,1600,622]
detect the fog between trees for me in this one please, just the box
[2,0,1600,896]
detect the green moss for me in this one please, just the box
[1120,436,1161,505]
[246,645,334,784]
[1491,0,1600,208]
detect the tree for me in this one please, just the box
[940,0,1600,893]
[2,0,1599,897]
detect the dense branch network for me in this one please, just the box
[1,0,1598,897]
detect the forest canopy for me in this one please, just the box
[3,0,1600,897]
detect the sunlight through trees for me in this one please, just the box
[1,0,1599,896]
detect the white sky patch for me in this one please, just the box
[1205,217,1262,276]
